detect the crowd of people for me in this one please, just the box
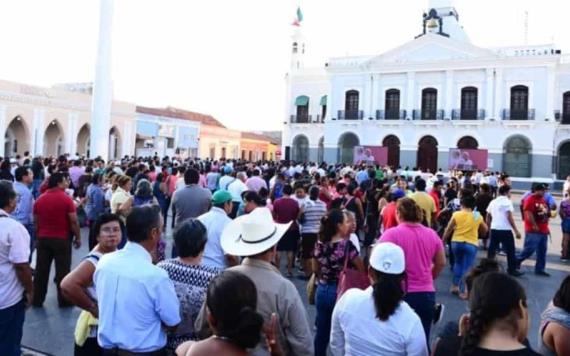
[2,152,570,356]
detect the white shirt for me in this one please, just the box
[228,179,248,202]
[175,177,186,191]
[94,242,181,352]
[487,195,515,231]
[198,207,232,270]
[0,209,30,309]
[348,233,361,255]
[331,287,427,356]
[218,175,235,191]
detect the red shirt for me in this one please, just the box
[523,194,550,234]
[34,188,76,239]
[429,190,440,214]
[272,197,300,231]
[382,202,399,231]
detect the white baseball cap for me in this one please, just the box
[369,242,405,275]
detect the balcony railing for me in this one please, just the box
[376,109,406,120]
[290,114,312,123]
[338,110,364,120]
[502,109,535,120]
[413,109,444,120]
[451,109,486,120]
[315,115,325,123]
[555,110,570,124]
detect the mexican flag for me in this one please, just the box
[291,6,303,26]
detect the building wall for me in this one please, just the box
[199,124,241,159]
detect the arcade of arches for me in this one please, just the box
[338,132,359,164]
[291,135,309,162]
[4,116,30,157]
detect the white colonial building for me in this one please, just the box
[283,0,570,188]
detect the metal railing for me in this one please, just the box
[451,109,486,120]
[502,109,535,120]
[290,114,312,123]
[337,110,364,120]
[555,110,570,124]
[376,109,406,120]
[315,115,325,123]
[413,109,444,120]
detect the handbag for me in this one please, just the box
[336,242,369,301]
[306,273,316,305]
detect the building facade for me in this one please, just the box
[283,0,570,186]
[240,132,278,161]
[0,80,136,160]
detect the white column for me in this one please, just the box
[493,68,504,120]
[545,64,556,121]
[485,68,494,119]
[122,121,131,157]
[445,70,454,119]
[90,0,114,160]
[406,72,416,119]
[365,74,373,119]
[32,108,45,156]
[371,74,381,119]
[0,105,6,157]
[66,113,74,154]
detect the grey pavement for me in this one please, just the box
[22,200,570,355]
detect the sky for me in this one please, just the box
[0,0,567,131]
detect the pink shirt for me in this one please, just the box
[380,223,443,293]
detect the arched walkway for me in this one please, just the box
[338,132,359,164]
[4,116,30,157]
[417,136,438,173]
[457,136,479,149]
[503,135,531,177]
[317,137,324,163]
[76,124,90,157]
[109,126,122,160]
[558,141,570,179]
[382,135,400,168]
[44,120,64,157]
[291,135,309,163]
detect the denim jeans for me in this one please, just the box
[517,232,548,273]
[404,292,435,347]
[0,298,26,356]
[314,282,337,356]
[488,229,517,273]
[451,242,478,292]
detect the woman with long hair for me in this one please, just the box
[539,275,570,355]
[459,272,538,355]
[119,179,158,215]
[312,209,364,356]
[330,242,428,355]
[61,214,123,356]
[110,175,132,218]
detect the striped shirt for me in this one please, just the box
[300,199,327,234]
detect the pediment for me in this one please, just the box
[366,34,497,65]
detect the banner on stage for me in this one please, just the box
[448,148,488,171]
[353,146,388,165]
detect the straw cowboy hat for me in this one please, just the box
[221,207,291,257]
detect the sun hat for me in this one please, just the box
[221,207,291,257]
[369,242,405,275]
[212,190,233,205]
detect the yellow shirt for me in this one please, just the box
[411,191,436,226]
[451,210,482,246]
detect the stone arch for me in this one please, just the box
[417,135,438,173]
[557,140,570,179]
[503,135,532,177]
[76,123,90,157]
[457,136,479,149]
[317,136,324,163]
[338,132,360,164]
[4,116,30,157]
[291,134,309,162]
[382,135,400,168]
[43,119,65,157]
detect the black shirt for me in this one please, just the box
[434,336,540,356]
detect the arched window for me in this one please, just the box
[417,136,438,173]
[344,90,360,119]
[292,135,309,162]
[563,91,570,124]
[382,135,400,168]
[338,132,359,163]
[44,120,65,157]
[503,136,531,177]
[294,95,309,123]
[4,116,30,157]
[457,136,478,149]
[421,88,438,120]
[510,86,529,120]
[385,89,400,120]
[460,87,478,120]
[558,142,570,179]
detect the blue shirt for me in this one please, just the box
[198,207,232,269]
[356,170,369,185]
[94,242,181,352]
[85,184,106,221]
[12,181,33,225]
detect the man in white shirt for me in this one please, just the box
[227,171,248,218]
[486,185,523,277]
[0,181,33,355]
[197,191,238,269]
[95,205,180,354]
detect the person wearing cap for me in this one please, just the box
[380,188,406,231]
[196,207,313,356]
[197,190,238,270]
[517,183,551,276]
[330,242,428,356]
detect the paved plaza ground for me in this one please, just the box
[22,193,570,355]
